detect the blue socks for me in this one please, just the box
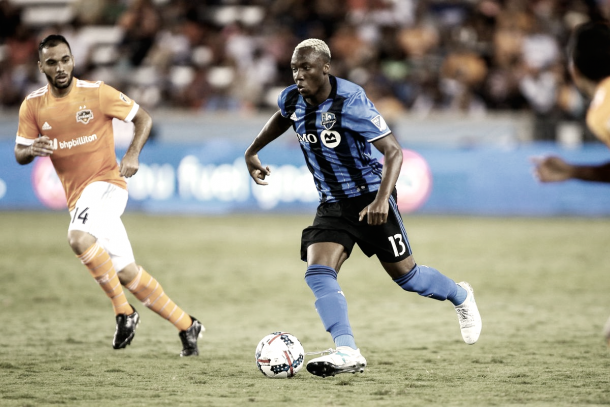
[453,284,468,305]
[305,264,357,349]
[305,263,467,351]
[335,334,357,349]
[393,264,467,306]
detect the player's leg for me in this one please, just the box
[94,189,203,356]
[304,242,367,377]
[120,262,203,356]
[72,231,140,350]
[386,257,481,344]
[68,182,140,349]
[301,202,360,350]
[361,192,461,301]
[376,195,481,344]
[300,199,368,376]
[382,256,467,305]
[305,242,354,349]
[353,191,481,343]
[68,189,133,318]
[119,262,192,331]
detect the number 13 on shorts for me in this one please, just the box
[388,234,406,257]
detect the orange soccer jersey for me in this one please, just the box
[587,76,610,146]
[16,79,139,211]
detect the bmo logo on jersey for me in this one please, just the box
[321,130,341,148]
[296,133,317,143]
[296,131,341,148]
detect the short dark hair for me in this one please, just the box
[570,21,610,82]
[38,34,72,56]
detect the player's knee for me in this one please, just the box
[398,265,426,293]
[382,255,416,280]
[305,264,338,297]
[117,263,139,285]
[393,264,450,300]
[67,230,96,254]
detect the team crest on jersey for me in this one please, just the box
[76,109,94,124]
[321,112,336,130]
[371,115,388,131]
[119,93,131,104]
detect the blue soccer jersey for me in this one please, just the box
[278,75,392,203]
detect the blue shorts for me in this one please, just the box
[300,190,412,263]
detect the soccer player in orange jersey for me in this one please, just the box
[14,34,203,356]
[532,21,610,345]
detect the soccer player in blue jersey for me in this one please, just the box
[245,38,482,377]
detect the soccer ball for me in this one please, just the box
[255,332,305,378]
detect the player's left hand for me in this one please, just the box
[359,199,389,225]
[119,152,140,178]
[531,155,573,182]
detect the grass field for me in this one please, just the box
[0,212,609,406]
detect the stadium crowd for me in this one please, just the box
[0,0,608,140]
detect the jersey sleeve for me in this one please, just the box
[99,83,140,123]
[342,90,392,142]
[15,99,39,145]
[586,80,610,146]
[278,85,298,118]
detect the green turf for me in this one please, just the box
[0,212,609,406]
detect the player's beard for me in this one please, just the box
[46,72,73,90]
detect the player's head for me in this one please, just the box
[569,21,610,87]
[291,39,332,103]
[38,34,74,91]
[294,39,331,63]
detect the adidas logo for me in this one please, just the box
[290,112,299,121]
[42,122,52,130]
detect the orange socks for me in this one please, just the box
[78,243,192,331]
[78,243,133,316]
[125,266,192,331]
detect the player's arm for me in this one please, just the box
[359,133,403,225]
[119,107,152,178]
[14,136,54,165]
[532,156,610,183]
[245,110,292,185]
[14,99,51,165]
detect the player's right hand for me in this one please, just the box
[245,154,271,185]
[359,198,389,225]
[31,136,54,157]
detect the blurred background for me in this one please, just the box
[0,0,603,130]
[1,0,610,216]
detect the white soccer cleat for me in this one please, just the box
[306,346,367,378]
[454,282,482,345]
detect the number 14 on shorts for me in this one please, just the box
[72,207,90,224]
